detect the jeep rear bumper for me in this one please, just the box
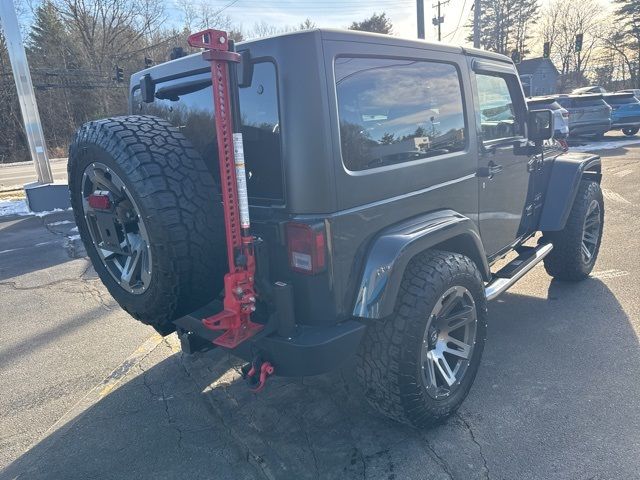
[174,301,366,377]
[234,321,366,376]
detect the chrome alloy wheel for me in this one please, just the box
[81,162,152,294]
[581,199,602,264]
[420,286,478,400]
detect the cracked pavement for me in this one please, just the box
[2,142,640,479]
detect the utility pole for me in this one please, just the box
[417,0,425,39]
[473,0,481,48]
[432,0,449,42]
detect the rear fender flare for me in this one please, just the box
[352,210,489,319]
[539,152,602,232]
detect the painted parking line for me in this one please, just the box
[614,169,634,178]
[98,333,165,396]
[591,269,630,279]
[602,189,633,205]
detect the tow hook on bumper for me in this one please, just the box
[241,357,275,393]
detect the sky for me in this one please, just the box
[164,0,476,45]
[11,0,614,53]
[165,0,614,51]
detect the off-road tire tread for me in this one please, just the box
[543,180,603,281]
[356,250,487,428]
[68,115,225,334]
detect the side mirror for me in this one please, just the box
[140,74,155,103]
[528,109,554,142]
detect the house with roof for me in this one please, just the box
[516,58,559,97]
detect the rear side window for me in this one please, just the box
[335,57,466,171]
[136,62,283,204]
[604,95,639,105]
[573,97,607,107]
[556,98,573,108]
[527,100,560,110]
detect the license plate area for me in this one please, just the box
[93,211,127,254]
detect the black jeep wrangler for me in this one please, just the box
[68,29,604,428]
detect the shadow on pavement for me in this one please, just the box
[0,211,76,282]
[2,277,638,480]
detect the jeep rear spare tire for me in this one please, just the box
[68,115,227,334]
[356,250,488,428]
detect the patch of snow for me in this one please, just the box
[0,199,30,216]
[571,138,640,152]
[32,208,72,218]
[67,234,81,241]
[0,248,22,255]
[70,226,78,233]
[47,220,73,226]
[0,198,73,218]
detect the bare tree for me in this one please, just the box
[599,27,638,88]
[298,18,316,30]
[539,0,602,88]
[55,0,166,71]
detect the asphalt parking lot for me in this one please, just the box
[1,137,639,480]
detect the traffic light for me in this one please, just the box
[144,57,153,68]
[575,33,583,53]
[115,65,124,83]
[170,47,186,60]
[511,50,521,64]
[543,41,550,58]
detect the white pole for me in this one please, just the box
[0,0,53,184]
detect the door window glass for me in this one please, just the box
[335,57,466,171]
[476,74,522,141]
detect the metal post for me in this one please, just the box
[473,0,481,48]
[417,0,425,39]
[0,0,53,184]
[437,1,442,42]
[432,0,449,42]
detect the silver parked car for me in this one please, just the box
[572,86,606,94]
[556,94,612,138]
[527,97,569,138]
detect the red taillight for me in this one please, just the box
[286,223,326,275]
[88,193,111,210]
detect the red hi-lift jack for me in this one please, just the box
[187,29,266,351]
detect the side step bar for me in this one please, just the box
[485,243,553,301]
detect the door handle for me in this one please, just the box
[477,162,503,178]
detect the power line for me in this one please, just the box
[214,0,242,16]
[443,0,467,42]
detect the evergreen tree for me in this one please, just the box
[468,0,538,56]
[614,0,640,87]
[349,13,393,34]
[28,1,74,68]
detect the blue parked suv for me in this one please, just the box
[603,92,640,136]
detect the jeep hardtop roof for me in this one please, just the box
[130,28,512,89]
